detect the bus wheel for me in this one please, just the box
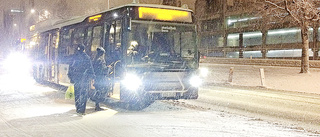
[183,87,198,99]
[120,86,153,110]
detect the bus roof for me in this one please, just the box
[32,3,193,33]
[32,16,87,33]
[107,3,193,13]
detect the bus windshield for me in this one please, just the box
[126,21,197,70]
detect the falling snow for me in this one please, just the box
[0,74,319,137]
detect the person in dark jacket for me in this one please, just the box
[92,47,110,111]
[68,44,95,115]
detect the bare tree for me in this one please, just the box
[255,0,320,73]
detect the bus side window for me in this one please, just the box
[90,25,103,58]
[109,20,122,62]
[109,23,115,46]
[39,33,49,61]
[85,27,93,52]
[115,20,122,47]
[72,28,85,45]
[50,32,58,61]
[71,27,85,52]
[63,29,75,56]
[58,29,73,63]
[104,23,111,63]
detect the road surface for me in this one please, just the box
[0,78,319,136]
[170,85,320,134]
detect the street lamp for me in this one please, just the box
[30,9,36,14]
[30,9,50,23]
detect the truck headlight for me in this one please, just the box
[122,73,142,91]
[189,75,202,87]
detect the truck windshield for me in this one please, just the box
[126,21,197,70]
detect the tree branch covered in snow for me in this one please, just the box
[258,0,320,26]
[255,0,320,73]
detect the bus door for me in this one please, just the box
[52,32,59,83]
[36,33,48,81]
[58,27,75,85]
[38,32,53,82]
[102,20,123,99]
[46,31,58,82]
[86,20,124,79]
[107,20,122,80]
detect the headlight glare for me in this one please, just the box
[199,68,209,77]
[190,75,202,87]
[4,52,32,75]
[122,73,142,91]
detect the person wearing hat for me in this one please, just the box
[91,47,110,111]
[68,44,95,115]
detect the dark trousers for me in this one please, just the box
[74,81,89,113]
[92,76,108,104]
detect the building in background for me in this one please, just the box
[1,1,26,57]
[195,0,320,59]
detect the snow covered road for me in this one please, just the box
[0,79,319,136]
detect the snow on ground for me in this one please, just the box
[0,79,319,137]
[0,60,319,136]
[201,63,320,94]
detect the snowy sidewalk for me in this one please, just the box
[201,63,320,94]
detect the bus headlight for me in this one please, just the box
[122,73,142,91]
[199,68,209,77]
[1,52,34,89]
[189,75,202,87]
[4,52,32,75]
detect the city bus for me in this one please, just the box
[28,4,200,106]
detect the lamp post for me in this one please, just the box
[7,9,24,48]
